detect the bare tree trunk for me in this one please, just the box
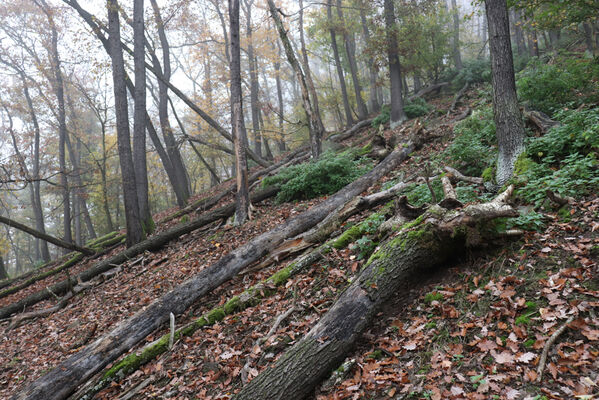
[298,0,326,134]
[0,256,7,280]
[384,0,406,128]
[327,0,354,127]
[267,0,323,158]
[336,0,367,119]
[133,0,153,233]
[485,0,526,186]
[450,0,463,70]
[107,0,144,247]
[38,0,73,252]
[230,0,250,225]
[359,1,380,113]
[511,9,527,56]
[244,0,263,158]
[149,0,191,205]
[274,41,286,152]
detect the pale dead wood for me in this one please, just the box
[444,166,484,185]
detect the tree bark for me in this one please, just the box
[274,40,286,151]
[133,0,153,233]
[336,0,367,119]
[327,0,354,127]
[0,256,7,280]
[450,0,463,70]
[485,0,526,186]
[298,0,326,134]
[230,0,251,225]
[359,1,380,113]
[149,0,192,205]
[267,0,323,159]
[244,0,263,158]
[384,0,407,128]
[232,188,518,400]
[12,133,420,400]
[107,0,144,247]
[0,215,94,256]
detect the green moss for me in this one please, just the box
[591,245,599,257]
[224,296,241,314]
[514,153,535,176]
[180,215,189,224]
[205,307,225,324]
[268,265,293,286]
[424,292,444,303]
[365,349,384,360]
[482,166,495,183]
[86,231,118,247]
[524,338,536,348]
[332,213,385,250]
[357,142,373,157]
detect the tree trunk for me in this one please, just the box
[359,1,380,113]
[298,0,326,134]
[232,188,518,400]
[133,0,153,233]
[39,0,72,252]
[267,0,323,159]
[107,0,144,247]
[149,0,191,206]
[229,0,251,225]
[63,128,97,240]
[245,0,263,158]
[336,0,367,119]
[450,0,463,70]
[327,0,354,127]
[12,134,420,400]
[0,215,94,256]
[485,0,526,186]
[0,256,7,280]
[384,0,406,128]
[274,41,286,152]
[511,9,527,56]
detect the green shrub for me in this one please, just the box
[262,151,367,203]
[527,108,599,161]
[517,57,599,115]
[445,106,497,176]
[453,59,491,87]
[404,97,433,119]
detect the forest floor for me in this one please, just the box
[1,88,598,400]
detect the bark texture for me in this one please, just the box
[384,0,406,128]
[485,0,526,186]
[328,0,354,127]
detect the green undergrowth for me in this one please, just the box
[517,55,599,115]
[372,98,433,130]
[262,150,369,203]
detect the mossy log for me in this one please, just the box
[13,139,419,400]
[232,187,518,400]
[0,186,279,321]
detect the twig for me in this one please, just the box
[424,163,437,203]
[536,315,575,382]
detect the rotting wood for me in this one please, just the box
[523,108,560,134]
[232,186,518,400]
[13,131,422,400]
[408,82,449,102]
[0,186,279,321]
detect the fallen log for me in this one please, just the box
[444,166,484,185]
[0,186,279,321]
[232,186,518,400]
[13,131,422,400]
[408,82,449,102]
[523,108,560,134]
[0,215,94,255]
[327,119,373,143]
